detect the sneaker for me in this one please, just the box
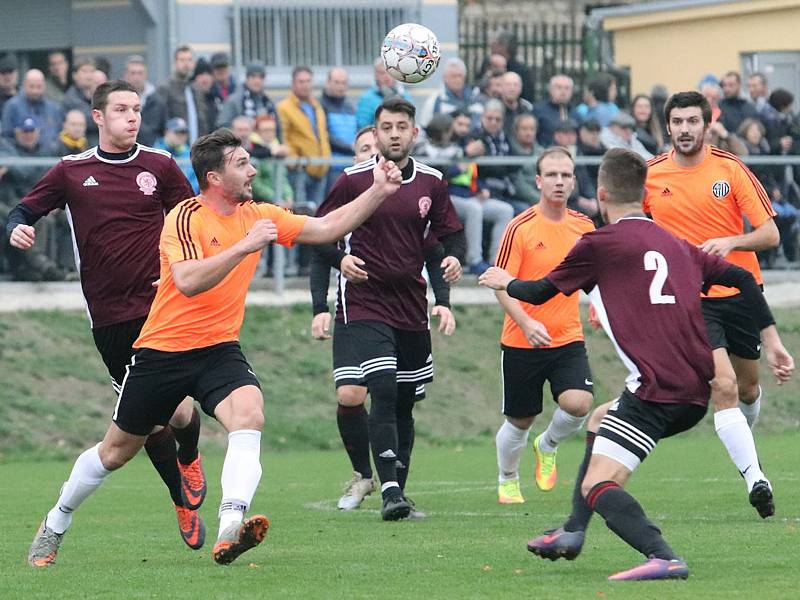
[212,515,270,565]
[533,434,557,492]
[498,479,525,504]
[607,556,689,581]
[28,519,64,567]
[337,472,376,511]
[175,505,206,550]
[527,527,584,561]
[749,479,775,519]
[404,496,427,519]
[468,261,491,275]
[381,494,412,521]
[178,454,207,510]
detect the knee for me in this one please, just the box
[580,476,595,500]
[98,442,134,471]
[337,386,366,407]
[738,381,760,404]
[507,416,534,430]
[169,398,194,428]
[560,396,592,418]
[711,374,739,410]
[239,407,265,431]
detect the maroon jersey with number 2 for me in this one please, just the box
[546,217,730,406]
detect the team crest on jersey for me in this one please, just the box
[418,196,432,218]
[136,171,157,195]
[711,180,730,199]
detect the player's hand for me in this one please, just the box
[441,256,462,283]
[311,312,332,340]
[478,266,514,290]
[241,219,278,253]
[698,236,737,258]
[372,155,402,197]
[588,302,601,329]
[432,305,456,336]
[521,318,552,348]
[9,224,36,249]
[340,254,368,283]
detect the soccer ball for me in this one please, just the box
[381,23,441,84]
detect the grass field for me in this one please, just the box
[2,434,798,599]
[1,305,799,460]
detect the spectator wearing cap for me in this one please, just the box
[575,72,619,127]
[186,58,218,139]
[320,67,357,189]
[210,52,236,109]
[577,119,605,193]
[418,58,483,128]
[355,58,413,129]
[277,66,331,209]
[61,57,99,145]
[45,51,70,103]
[55,109,89,156]
[532,74,578,147]
[600,111,653,159]
[153,117,198,192]
[217,61,278,129]
[2,69,62,149]
[0,54,18,116]
[553,118,579,154]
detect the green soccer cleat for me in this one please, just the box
[498,479,525,504]
[533,434,558,492]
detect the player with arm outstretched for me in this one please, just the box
[480,148,793,581]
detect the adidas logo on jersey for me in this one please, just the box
[82,176,99,187]
[661,187,672,196]
[210,237,221,247]
[535,241,546,250]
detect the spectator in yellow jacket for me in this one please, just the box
[277,66,331,211]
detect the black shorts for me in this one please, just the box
[501,341,593,418]
[92,316,147,392]
[113,342,260,436]
[702,294,762,360]
[594,389,707,471]
[332,320,432,393]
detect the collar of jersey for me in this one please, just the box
[94,144,141,164]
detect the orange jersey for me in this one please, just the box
[134,197,307,351]
[644,145,776,298]
[495,206,594,349]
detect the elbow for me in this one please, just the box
[172,271,201,298]
[767,228,780,249]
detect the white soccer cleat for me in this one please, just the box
[337,472,376,510]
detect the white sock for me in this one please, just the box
[739,387,762,429]
[539,408,587,452]
[496,420,530,483]
[46,443,111,534]
[714,408,765,491]
[219,429,262,536]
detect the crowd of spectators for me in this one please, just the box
[1,43,799,280]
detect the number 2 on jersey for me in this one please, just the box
[644,250,675,305]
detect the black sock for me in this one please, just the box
[564,431,596,532]
[144,426,184,506]
[337,403,372,479]
[366,373,399,490]
[172,406,201,465]
[396,384,416,492]
[587,481,677,560]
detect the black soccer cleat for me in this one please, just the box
[381,495,412,521]
[749,480,775,519]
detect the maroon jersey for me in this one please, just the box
[317,156,462,331]
[546,217,730,406]
[20,145,193,328]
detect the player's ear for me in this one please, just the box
[535,174,542,189]
[92,108,104,129]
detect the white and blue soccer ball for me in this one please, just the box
[381,23,441,84]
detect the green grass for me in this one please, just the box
[1,434,798,599]
[1,305,799,461]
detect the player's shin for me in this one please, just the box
[337,403,372,479]
[587,481,677,560]
[539,407,588,452]
[738,386,762,429]
[219,429,262,536]
[144,426,184,505]
[496,420,530,482]
[172,406,201,465]
[396,386,417,491]
[714,408,765,489]
[46,443,111,534]
[366,374,401,495]
[563,431,596,532]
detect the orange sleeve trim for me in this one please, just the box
[567,209,594,224]
[177,201,201,261]
[646,152,669,167]
[496,211,536,268]
[710,149,776,217]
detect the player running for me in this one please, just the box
[644,91,780,516]
[480,148,793,581]
[309,125,459,511]
[315,97,465,520]
[8,80,207,554]
[492,147,594,504]
[26,127,404,567]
